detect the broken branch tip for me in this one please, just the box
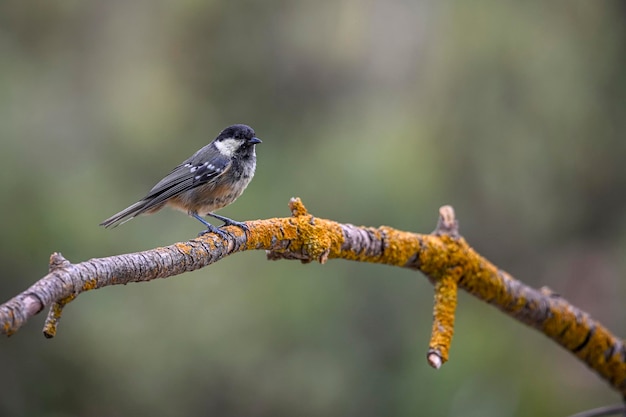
[288,197,309,217]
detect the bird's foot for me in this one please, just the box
[220,219,249,232]
[191,212,231,239]
[197,223,230,239]
[209,213,249,232]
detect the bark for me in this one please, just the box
[1,198,624,396]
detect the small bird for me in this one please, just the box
[100,124,261,238]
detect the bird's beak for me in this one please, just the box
[249,137,262,145]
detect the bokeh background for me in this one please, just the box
[1,1,625,416]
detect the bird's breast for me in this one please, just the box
[166,153,256,215]
[169,174,254,215]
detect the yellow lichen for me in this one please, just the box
[428,270,459,364]
[289,197,309,217]
[81,279,98,292]
[174,242,195,255]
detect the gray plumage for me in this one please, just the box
[100,124,261,233]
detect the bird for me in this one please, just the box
[100,124,261,238]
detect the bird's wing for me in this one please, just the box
[100,144,232,227]
[139,149,232,211]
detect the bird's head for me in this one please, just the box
[213,124,262,158]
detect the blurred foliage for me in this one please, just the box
[0,1,625,416]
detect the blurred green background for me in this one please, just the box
[1,1,625,416]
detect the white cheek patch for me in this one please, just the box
[214,138,242,157]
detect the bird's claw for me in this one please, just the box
[197,224,230,239]
[208,213,249,232]
[220,219,249,232]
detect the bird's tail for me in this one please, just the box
[99,201,148,228]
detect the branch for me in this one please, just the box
[1,198,625,396]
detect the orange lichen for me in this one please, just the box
[289,197,309,217]
[174,242,196,256]
[3,310,14,336]
[248,201,344,264]
[377,228,422,266]
[81,279,98,292]
[212,202,626,392]
[280,215,343,264]
[42,293,78,338]
[297,217,342,264]
[428,270,460,365]
[3,197,625,396]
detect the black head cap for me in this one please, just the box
[217,124,260,143]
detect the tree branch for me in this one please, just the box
[1,198,625,396]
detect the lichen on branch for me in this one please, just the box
[0,197,625,397]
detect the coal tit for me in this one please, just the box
[100,124,261,238]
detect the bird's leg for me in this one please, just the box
[208,212,249,232]
[191,212,229,239]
